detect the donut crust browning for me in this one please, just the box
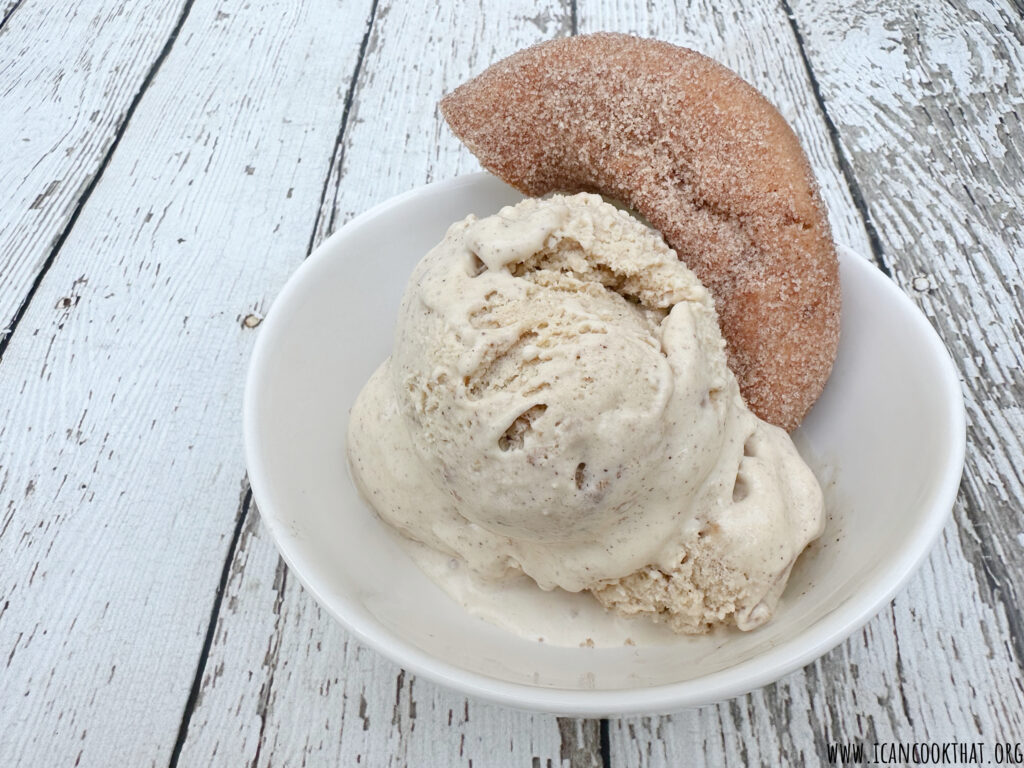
[440,33,840,430]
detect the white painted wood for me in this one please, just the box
[581,0,1024,764]
[0,0,383,763]
[1,0,1021,765]
[0,0,187,330]
[175,2,606,766]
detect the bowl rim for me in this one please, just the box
[243,171,967,716]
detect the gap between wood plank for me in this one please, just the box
[0,0,197,365]
[304,0,380,256]
[248,558,288,768]
[565,11,608,764]
[0,0,24,32]
[168,485,253,768]
[779,0,893,278]
[565,10,608,762]
[888,603,915,728]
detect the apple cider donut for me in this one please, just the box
[440,33,840,430]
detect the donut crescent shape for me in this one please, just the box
[440,33,840,431]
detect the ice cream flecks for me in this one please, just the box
[347,193,824,634]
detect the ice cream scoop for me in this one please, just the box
[347,193,824,633]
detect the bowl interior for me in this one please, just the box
[244,173,964,712]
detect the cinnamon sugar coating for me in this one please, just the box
[440,33,840,430]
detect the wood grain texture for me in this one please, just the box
[581,0,1024,764]
[0,0,1020,765]
[174,2,608,766]
[0,0,382,763]
[0,0,188,340]
[0,0,24,30]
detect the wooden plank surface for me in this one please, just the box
[0,0,1021,765]
[790,0,1024,732]
[0,0,382,763]
[0,0,189,341]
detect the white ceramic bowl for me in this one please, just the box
[243,172,965,716]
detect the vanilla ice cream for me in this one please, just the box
[347,193,824,634]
